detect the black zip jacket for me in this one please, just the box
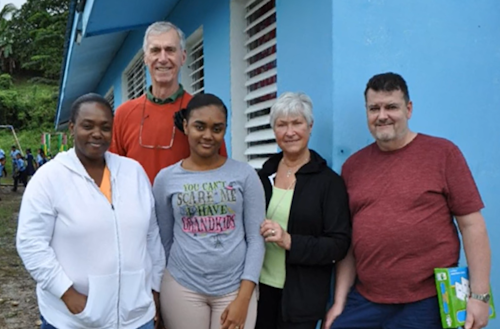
[258,149,351,323]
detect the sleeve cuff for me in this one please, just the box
[151,269,164,292]
[240,274,259,285]
[48,271,73,299]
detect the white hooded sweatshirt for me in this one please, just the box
[16,148,165,329]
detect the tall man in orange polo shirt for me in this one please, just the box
[111,21,226,183]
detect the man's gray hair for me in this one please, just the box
[143,21,186,53]
[270,92,314,128]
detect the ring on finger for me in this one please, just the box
[271,229,276,236]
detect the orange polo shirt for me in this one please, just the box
[110,91,227,184]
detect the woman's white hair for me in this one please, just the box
[143,21,186,53]
[270,92,314,128]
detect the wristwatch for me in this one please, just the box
[470,292,491,303]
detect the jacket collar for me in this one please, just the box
[259,149,327,176]
[54,148,121,180]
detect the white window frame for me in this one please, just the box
[122,50,146,101]
[182,26,205,95]
[230,0,278,169]
[105,87,114,110]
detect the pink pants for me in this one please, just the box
[160,270,258,329]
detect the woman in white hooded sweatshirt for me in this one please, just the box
[16,93,165,329]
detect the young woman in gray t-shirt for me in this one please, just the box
[153,93,266,329]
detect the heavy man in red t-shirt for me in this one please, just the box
[324,73,491,329]
[110,22,226,184]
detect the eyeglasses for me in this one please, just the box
[138,92,184,149]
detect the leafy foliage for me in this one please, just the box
[0,77,58,130]
[0,3,18,73]
[2,0,68,80]
[0,0,69,131]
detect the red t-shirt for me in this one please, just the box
[110,93,227,184]
[341,134,484,303]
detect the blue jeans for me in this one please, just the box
[41,316,154,329]
[331,288,445,329]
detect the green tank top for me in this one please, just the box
[259,186,294,289]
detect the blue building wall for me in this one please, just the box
[331,1,500,325]
[276,0,334,165]
[165,0,232,155]
[94,0,499,326]
[96,28,146,107]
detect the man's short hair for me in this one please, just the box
[143,21,186,53]
[364,72,410,103]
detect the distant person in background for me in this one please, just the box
[25,148,37,177]
[10,145,20,177]
[0,148,5,199]
[37,148,48,167]
[0,147,6,177]
[13,152,27,192]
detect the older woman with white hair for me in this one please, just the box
[255,92,351,329]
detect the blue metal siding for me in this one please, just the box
[96,28,146,106]
[276,0,334,166]
[89,3,500,327]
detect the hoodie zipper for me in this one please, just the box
[110,177,121,329]
[89,176,122,328]
[56,150,123,327]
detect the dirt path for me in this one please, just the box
[0,186,40,328]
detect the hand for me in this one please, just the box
[260,219,291,250]
[323,303,344,329]
[152,291,165,329]
[154,317,165,329]
[220,296,250,329]
[61,286,87,314]
[464,298,489,329]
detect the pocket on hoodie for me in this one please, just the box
[74,273,118,328]
[120,269,153,325]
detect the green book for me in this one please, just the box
[434,267,495,328]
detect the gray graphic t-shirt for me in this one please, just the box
[153,158,266,296]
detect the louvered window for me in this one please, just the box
[124,51,146,100]
[105,88,114,110]
[183,27,205,95]
[243,0,277,169]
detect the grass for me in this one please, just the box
[0,78,52,328]
[0,77,64,170]
[0,187,39,329]
[0,195,18,238]
[0,129,52,158]
[0,186,22,267]
[0,128,70,184]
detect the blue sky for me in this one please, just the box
[3,0,26,10]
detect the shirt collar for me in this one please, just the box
[146,84,185,104]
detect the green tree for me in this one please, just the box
[10,0,69,80]
[0,1,64,130]
[0,3,18,73]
